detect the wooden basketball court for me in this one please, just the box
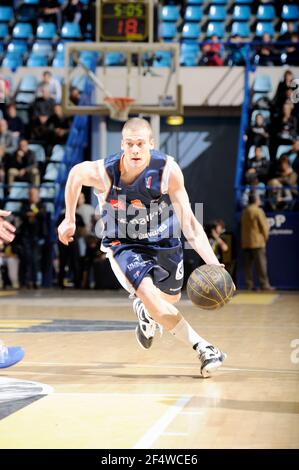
[0,290,298,449]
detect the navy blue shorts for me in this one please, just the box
[103,240,184,295]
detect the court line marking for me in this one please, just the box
[132,394,192,449]
[20,361,299,375]
[162,432,188,436]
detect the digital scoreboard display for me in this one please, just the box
[100,1,148,41]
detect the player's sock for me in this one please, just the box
[169,317,210,350]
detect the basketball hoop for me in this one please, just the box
[104,96,135,122]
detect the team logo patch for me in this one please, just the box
[131,199,144,209]
[110,199,126,210]
[145,176,152,189]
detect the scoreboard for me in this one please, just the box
[98,0,152,42]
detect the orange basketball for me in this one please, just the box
[187,265,235,310]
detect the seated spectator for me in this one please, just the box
[31,86,55,119]
[227,35,247,66]
[242,176,266,208]
[0,119,18,156]
[39,0,62,29]
[266,178,293,211]
[200,35,224,66]
[246,113,269,147]
[69,86,81,105]
[37,71,62,104]
[273,70,294,111]
[7,139,40,186]
[277,103,297,145]
[63,0,84,24]
[30,115,54,156]
[285,33,299,66]
[5,103,25,139]
[290,139,299,174]
[254,33,280,66]
[279,21,297,43]
[275,154,298,198]
[245,146,270,184]
[48,104,71,145]
[205,219,228,264]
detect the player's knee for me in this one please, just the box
[136,282,157,306]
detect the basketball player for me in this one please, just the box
[0,210,25,368]
[58,118,226,377]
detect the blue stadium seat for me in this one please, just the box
[15,91,36,103]
[4,202,22,212]
[161,5,180,22]
[19,74,38,92]
[280,21,298,34]
[232,5,251,21]
[7,42,28,55]
[185,6,203,22]
[255,22,274,37]
[28,144,46,163]
[16,5,36,22]
[8,182,29,200]
[52,54,64,68]
[12,22,33,40]
[2,54,23,69]
[253,75,272,93]
[282,5,299,21]
[231,22,250,37]
[180,44,199,66]
[23,0,39,3]
[186,0,204,4]
[32,42,53,56]
[182,22,200,40]
[276,144,292,160]
[50,145,64,162]
[27,53,48,67]
[56,42,65,54]
[104,52,125,66]
[208,5,226,21]
[160,22,177,40]
[61,22,81,39]
[0,6,14,22]
[234,0,253,3]
[36,22,57,40]
[43,163,59,182]
[206,22,225,38]
[40,182,56,200]
[153,51,172,67]
[257,5,275,21]
[0,24,9,39]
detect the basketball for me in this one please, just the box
[187,265,235,310]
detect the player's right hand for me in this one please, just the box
[57,219,76,245]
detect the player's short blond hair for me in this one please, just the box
[122,118,153,140]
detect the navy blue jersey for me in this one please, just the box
[99,150,180,248]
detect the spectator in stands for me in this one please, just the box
[266,178,293,211]
[275,154,298,198]
[273,70,294,111]
[48,104,71,145]
[76,192,95,233]
[279,21,297,43]
[0,76,12,116]
[254,33,279,66]
[245,113,269,147]
[0,119,18,156]
[31,85,55,119]
[19,187,47,289]
[7,139,40,186]
[57,209,86,288]
[242,175,266,208]
[39,0,62,29]
[277,103,297,144]
[205,219,228,264]
[37,71,62,104]
[0,243,20,289]
[227,35,247,66]
[200,35,224,66]
[30,115,54,156]
[0,145,5,184]
[290,139,299,174]
[285,33,299,66]
[69,86,81,105]
[245,146,270,184]
[63,0,84,24]
[241,192,274,291]
[5,103,25,139]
